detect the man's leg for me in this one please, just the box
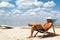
[28,26,36,38]
[28,24,43,38]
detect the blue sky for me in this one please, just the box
[0,0,60,26]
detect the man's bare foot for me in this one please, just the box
[28,24,33,26]
[28,36,33,38]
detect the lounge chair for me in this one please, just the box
[34,19,56,38]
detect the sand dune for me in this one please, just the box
[0,27,60,40]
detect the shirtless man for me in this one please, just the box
[28,17,53,38]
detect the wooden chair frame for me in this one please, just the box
[34,24,56,38]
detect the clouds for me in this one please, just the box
[0,0,58,18]
[0,1,15,8]
[6,9,22,17]
[42,1,55,11]
[44,1,55,8]
[51,10,60,18]
[0,10,5,16]
[16,0,43,9]
[16,0,55,9]
[0,0,60,26]
[0,0,58,17]
[23,12,36,16]
[0,0,10,2]
[15,0,56,16]
[0,1,15,17]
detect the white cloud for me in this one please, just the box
[42,1,56,11]
[44,1,55,8]
[23,12,36,16]
[51,10,60,18]
[16,0,37,3]
[6,9,22,17]
[12,9,21,14]
[0,0,11,2]
[42,7,52,11]
[34,2,43,6]
[16,0,43,9]
[0,10,5,16]
[0,1,15,8]
[51,11,60,13]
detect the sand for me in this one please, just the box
[0,27,60,40]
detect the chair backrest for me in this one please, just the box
[51,19,56,23]
[50,19,57,34]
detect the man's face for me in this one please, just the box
[47,19,51,22]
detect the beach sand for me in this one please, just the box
[0,27,60,40]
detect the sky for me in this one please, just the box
[0,0,60,26]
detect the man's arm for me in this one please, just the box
[43,23,46,26]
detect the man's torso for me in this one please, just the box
[43,22,52,31]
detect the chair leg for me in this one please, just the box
[40,32,46,38]
[34,31,39,37]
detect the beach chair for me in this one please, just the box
[34,19,56,38]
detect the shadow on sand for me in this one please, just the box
[0,27,13,29]
[36,32,60,38]
[5,27,13,29]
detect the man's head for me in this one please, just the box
[46,17,52,22]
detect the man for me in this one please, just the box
[28,17,53,38]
